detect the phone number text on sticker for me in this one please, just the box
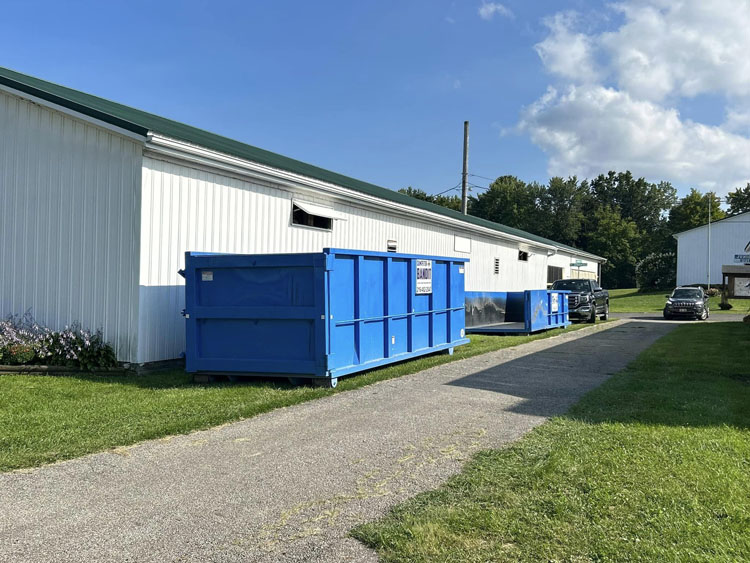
[416,260,432,294]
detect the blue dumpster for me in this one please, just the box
[465,289,569,334]
[182,248,469,387]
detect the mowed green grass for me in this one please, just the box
[0,323,595,472]
[609,287,746,314]
[352,322,750,562]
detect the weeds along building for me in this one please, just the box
[0,67,605,364]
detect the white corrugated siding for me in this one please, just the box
[548,252,600,281]
[0,90,142,362]
[137,156,576,362]
[676,213,750,286]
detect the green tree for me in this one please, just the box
[470,176,543,233]
[581,206,640,289]
[636,252,677,291]
[668,189,726,235]
[398,187,462,212]
[589,171,676,256]
[535,176,587,246]
[726,183,750,215]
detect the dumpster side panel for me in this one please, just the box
[326,249,469,377]
[546,290,570,329]
[527,289,549,332]
[450,262,467,341]
[528,289,571,332]
[432,260,448,345]
[388,258,409,357]
[328,254,358,369]
[184,253,326,375]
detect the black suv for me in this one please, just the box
[663,287,710,320]
[551,278,609,323]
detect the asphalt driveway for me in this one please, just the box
[0,319,675,562]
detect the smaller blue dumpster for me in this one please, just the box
[465,289,569,334]
[182,248,470,387]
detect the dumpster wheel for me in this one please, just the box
[313,377,338,389]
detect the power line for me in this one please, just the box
[434,182,462,196]
[468,173,496,182]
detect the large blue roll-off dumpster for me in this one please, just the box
[465,289,570,334]
[182,248,469,387]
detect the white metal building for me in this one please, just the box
[674,212,750,289]
[0,68,604,364]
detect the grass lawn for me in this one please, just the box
[352,322,750,562]
[609,287,747,314]
[0,323,597,472]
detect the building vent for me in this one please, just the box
[518,250,529,262]
[387,240,397,252]
[493,258,500,275]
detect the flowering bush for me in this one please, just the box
[0,313,117,370]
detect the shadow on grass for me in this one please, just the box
[61,370,294,390]
[59,346,467,391]
[447,321,750,429]
[55,327,589,392]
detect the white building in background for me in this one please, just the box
[674,211,750,290]
[0,67,604,364]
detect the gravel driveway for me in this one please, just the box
[0,319,675,562]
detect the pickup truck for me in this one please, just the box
[550,278,609,323]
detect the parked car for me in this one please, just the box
[550,279,609,323]
[663,287,710,320]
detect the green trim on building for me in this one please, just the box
[0,66,602,261]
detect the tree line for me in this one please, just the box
[400,172,750,289]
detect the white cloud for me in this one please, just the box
[444,16,455,24]
[518,85,750,194]
[478,2,513,21]
[535,12,600,83]
[724,107,750,134]
[453,79,462,89]
[519,0,750,193]
[602,0,750,102]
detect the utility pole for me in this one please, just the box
[707,192,711,291]
[461,121,469,215]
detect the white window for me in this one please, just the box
[291,200,345,231]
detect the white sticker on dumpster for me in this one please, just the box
[201,271,213,282]
[550,293,559,313]
[416,260,432,294]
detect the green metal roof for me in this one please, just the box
[0,66,603,261]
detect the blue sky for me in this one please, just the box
[3,1,749,198]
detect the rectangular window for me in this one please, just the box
[518,250,529,262]
[291,202,335,230]
[547,265,563,284]
[493,258,500,275]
